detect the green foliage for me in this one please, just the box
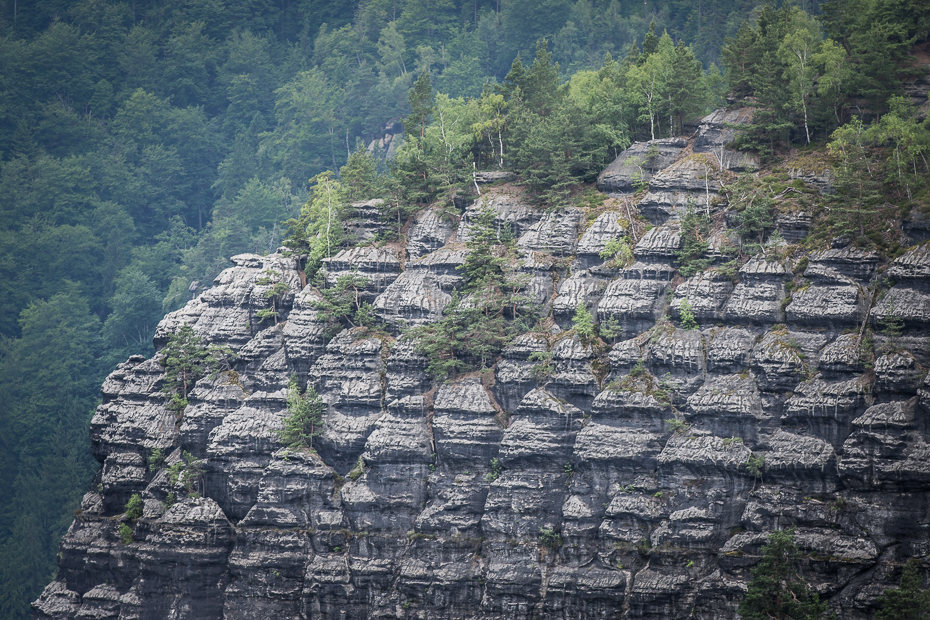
[486,458,504,482]
[102,266,163,365]
[507,46,634,207]
[462,204,512,290]
[738,529,828,620]
[413,203,535,381]
[598,315,624,343]
[679,299,698,331]
[124,494,143,521]
[148,448,166,472]
[528,350,556,383]
[313,270,374,339]
[184,461,204,495]
[676,203,712,278]
[405,71,436,141]
[599,236,634,267]
[167,451,205,496]
[629,359,647,378]
[746,455,766,480]
[879,293,905,354]
[538,527,563,548]
[826,121,887,245]
[284,173,350,280]
[666,418,691,434]
[160,325,232,417]
[348,456,367,482]
[572,302,598,342]
[256,269,290,325]
[340,149,387,202]
[0,0,920,614]
[0,283,103,618]
[276,376,325,451]
[876,558,930,620]
[119,523,134,545]
[162,491,177,510]
[734,199,775,254]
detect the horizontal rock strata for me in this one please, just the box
[36,118,930,620]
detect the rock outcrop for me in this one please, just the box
[35,118,930,620]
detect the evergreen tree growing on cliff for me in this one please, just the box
[277,375,325,450]
[876,558,930,620]
[413,202,534,379]
[739,529,828,620]
[160,325,232,417]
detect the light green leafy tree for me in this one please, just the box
[777,8,824,145]
[284,172,349,279]
[626,32,674,140]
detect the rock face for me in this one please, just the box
[36,112,930,620]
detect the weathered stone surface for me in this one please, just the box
[723,255,790,325]
[39,119,930,620]
[372,245,466,327]
[517,207,584,255]
[597,261,675,337]
[596,138,687,194]
[706,328,756,374]
[576,211,629,262]
[804,248,879,282]
[155,253,301,351]
[347,199,391,244]
[320,245,401,303]
[686,373,764,441]
[474,170,517,184]
[552,269,610,324]
[776,211,812,242]
[638,155,726,225]
[456,192,542,243]
[888,242,930,282]
[783,374,873,447]
[406,207,457,260]
[671,271,735,323]
[693,107,760,172]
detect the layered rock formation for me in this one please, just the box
[35,114,930,620]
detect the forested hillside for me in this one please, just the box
[1,0,928,617]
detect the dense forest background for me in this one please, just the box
[0,0,927,617]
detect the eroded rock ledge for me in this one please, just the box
[35,112,930,620]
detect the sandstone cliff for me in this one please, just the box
[34,110,930,620]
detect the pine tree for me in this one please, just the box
[276,375,325,450]
[667,42,707,135]
[160,325,231,417]
[523,39,561,117]
[414,202,534,379]
[876,559,930,620]
[340,148,385,201]
[572,302,597,342]
[405,70,435,141]
[739,529,828,620]
[313,269,373,338]
[283,172,349,278]
[722,22,760,98]
[676,203,712,277]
